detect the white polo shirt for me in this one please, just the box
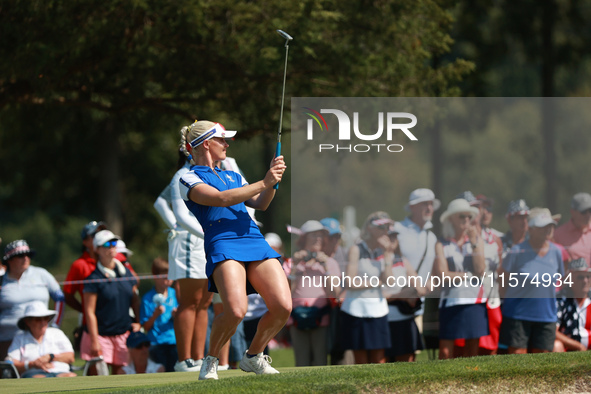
[7,327,73,373]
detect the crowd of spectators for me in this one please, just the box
[1,188,590,378]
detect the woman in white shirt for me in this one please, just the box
[340,211,394,364]
[7,302,75,378]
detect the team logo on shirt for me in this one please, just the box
[225,174,235,182]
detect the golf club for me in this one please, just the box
[274,29,293,190]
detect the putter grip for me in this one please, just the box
[273,142,281,190]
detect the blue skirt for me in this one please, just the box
[205,230,280,294]
[386,318,425,358]
[439,302,489,340]
[339,311,391,351]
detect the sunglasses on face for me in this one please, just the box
[580,209,591,215]
[101,240,118,248]
[576,274,591,280]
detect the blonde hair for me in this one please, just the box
[360,211,391,241]
[179,122,196,165]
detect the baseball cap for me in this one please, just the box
[568,257,591,273]
[320,218,342,235]
[529,207,561,223]
[126,331,151,349]
[93,230,121,250]
[528,213,557,228]
[116,240,134,256]
[81,221,107,240]
[571,192,591,212]
[300,220,328,234]
[506,199,530,217]
[187,121,237,148]
[404,188,441,212]
[3,240,35,262]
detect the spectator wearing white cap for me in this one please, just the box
[340,212,395,364]
[434,199,487,359]
[0,240,65,360]
[81,230,141,374]
[6,302,76,378]
[286,221,341,366]
[553,258,591,352]
[554,192,591,265]
[499,210,564,354]
[393,188,439,330]
[384,225,428,362]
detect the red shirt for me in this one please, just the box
[63,251,97,326]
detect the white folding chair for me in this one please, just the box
[83,356,109,376]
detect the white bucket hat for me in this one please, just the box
[439,199,480,223]
[404,188,441,212]
[17,301,57,330]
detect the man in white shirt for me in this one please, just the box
[393,188,440,333]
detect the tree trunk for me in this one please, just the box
[541,0,557,212]
[99,117,124,236]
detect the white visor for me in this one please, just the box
[189,123,237,148]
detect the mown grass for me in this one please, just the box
[1,352,590,393]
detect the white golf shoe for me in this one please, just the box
[239,350,279,375]
[199,355,219,380]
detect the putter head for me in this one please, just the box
[276,30,293,41]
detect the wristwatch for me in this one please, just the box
[49,353,55,362]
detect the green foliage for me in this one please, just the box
[0,0,468,274]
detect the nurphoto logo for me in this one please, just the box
[303,108,418,153]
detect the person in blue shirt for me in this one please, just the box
[140,257,179,372]
[179,120,290,380]
[499,211,565,354]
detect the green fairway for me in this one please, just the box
[1,352,590,393]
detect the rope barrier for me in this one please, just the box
[58,274,167,286]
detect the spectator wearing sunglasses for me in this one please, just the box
[0,240,65,360]
[81,230,141,375]
[554,258,591,352]
[554,192,591,264]
[434,199,488,359]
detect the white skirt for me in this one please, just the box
[168,229,207,280]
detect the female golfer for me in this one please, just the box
[179,120,291,380]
